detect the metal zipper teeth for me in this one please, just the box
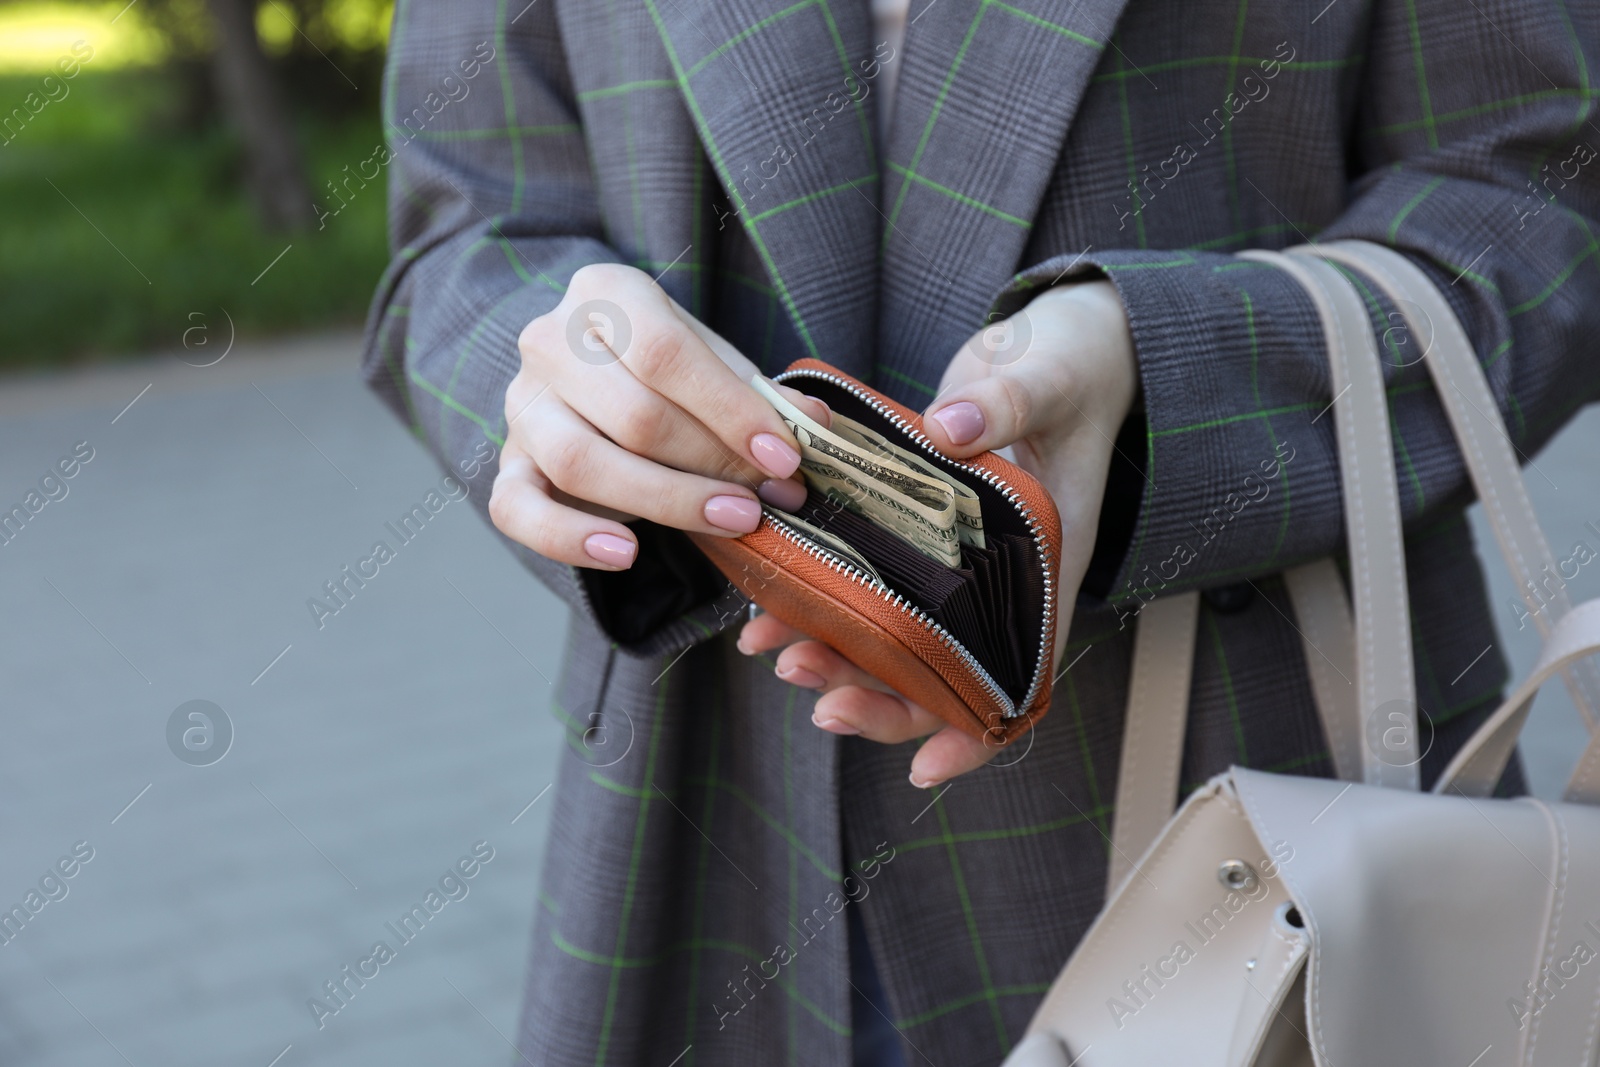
[774,367,1056,718]
[762,511,1015,716]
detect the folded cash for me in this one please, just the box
[828,411,986,549]
[762,504,884,584]
[752,377,963,567]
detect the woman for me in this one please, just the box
[363,0,1599,1062]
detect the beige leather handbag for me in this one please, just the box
[1004,241,1600,1067]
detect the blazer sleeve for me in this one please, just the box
[997,0,1600,607]
[361,0,730,656]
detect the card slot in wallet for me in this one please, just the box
[790,497,1040,701]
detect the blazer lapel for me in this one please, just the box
[877,0,1132,403]
[645,0,882,377]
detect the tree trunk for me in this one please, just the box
[205,0,316,232]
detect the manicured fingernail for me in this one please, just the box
[809,395,833,429]
[929,401,985,446]
[584,533,637,568]
[757,477,808,511]
[909,772,941,789]
[750,432,801,479]
[705,494,761,533]
[736,636,755,655]
[813,715,860,736]
[777,665,826,689]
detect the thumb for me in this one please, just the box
[923,314,1061,458]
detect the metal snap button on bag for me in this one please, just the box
[1003,241,1600,1067]
[1216,859,1257,892]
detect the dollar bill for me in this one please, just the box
[763,505,884,584]
[752,377,962,567]
[828,412,986,549]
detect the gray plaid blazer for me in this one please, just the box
[363,0,1600,1061]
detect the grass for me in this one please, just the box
[0,68,390,367]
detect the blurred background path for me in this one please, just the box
[0,333,568,1067]
[0,331,1594,1066]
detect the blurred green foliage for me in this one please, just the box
[0,0,395,365]
[0,0,392,68]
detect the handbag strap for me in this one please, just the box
[1106,248,1424,880]
[1438,598,1600,799]
[1241,249,1421,789]
[1108,566,1366,889]
[1300,240,1600,800]
[1302,240,1600,731]
[1282,559,1363,780]
[1107,590,1199,895]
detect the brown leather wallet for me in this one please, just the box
[690,359,1062,745]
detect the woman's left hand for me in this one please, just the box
[737,280,1139,788]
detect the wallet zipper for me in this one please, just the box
[762,509,1014,714]
[773,367,1055,719]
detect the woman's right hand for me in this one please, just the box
[489,263,824,570]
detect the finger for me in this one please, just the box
[530,400,766,536]
[559,367,772,490]
[737,613,808,655]
[504,372,554,432]
[922,350,1059,458]
[772,383,832,429]
[814,684,1001,785]
[774,642,954,749]
[666,298,832,433]
[770,639,1003,783]
[570,269,805,481]
[668,293,761,378]
[812,685,946,744]
[525,304,765,488]
[489,446,639,570]
[923,282,1129,457]
[907,726,997,787]
[921,294,1065,457]
[917,309,1028,455]
[534,277,826,488]
[549,362,812,507]
[544,485,637,524]
[558,374,823,502]
[773,640,900,698]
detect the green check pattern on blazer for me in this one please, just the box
[363,0,1600,1062]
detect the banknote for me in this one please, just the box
[828,412,986,549]
[751,377,961,567]
[763,505,884,584]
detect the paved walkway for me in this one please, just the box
[0,333,567,1067]
[0,332,1593,1066]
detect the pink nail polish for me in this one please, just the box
[750,432,801,479]
[757,477,808,511]
[705,495,761,533]
[813,716,861,736]
[584,532,637,568]
[929,401,985,446]
[777,665,827,689]
[908,772,942,790]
